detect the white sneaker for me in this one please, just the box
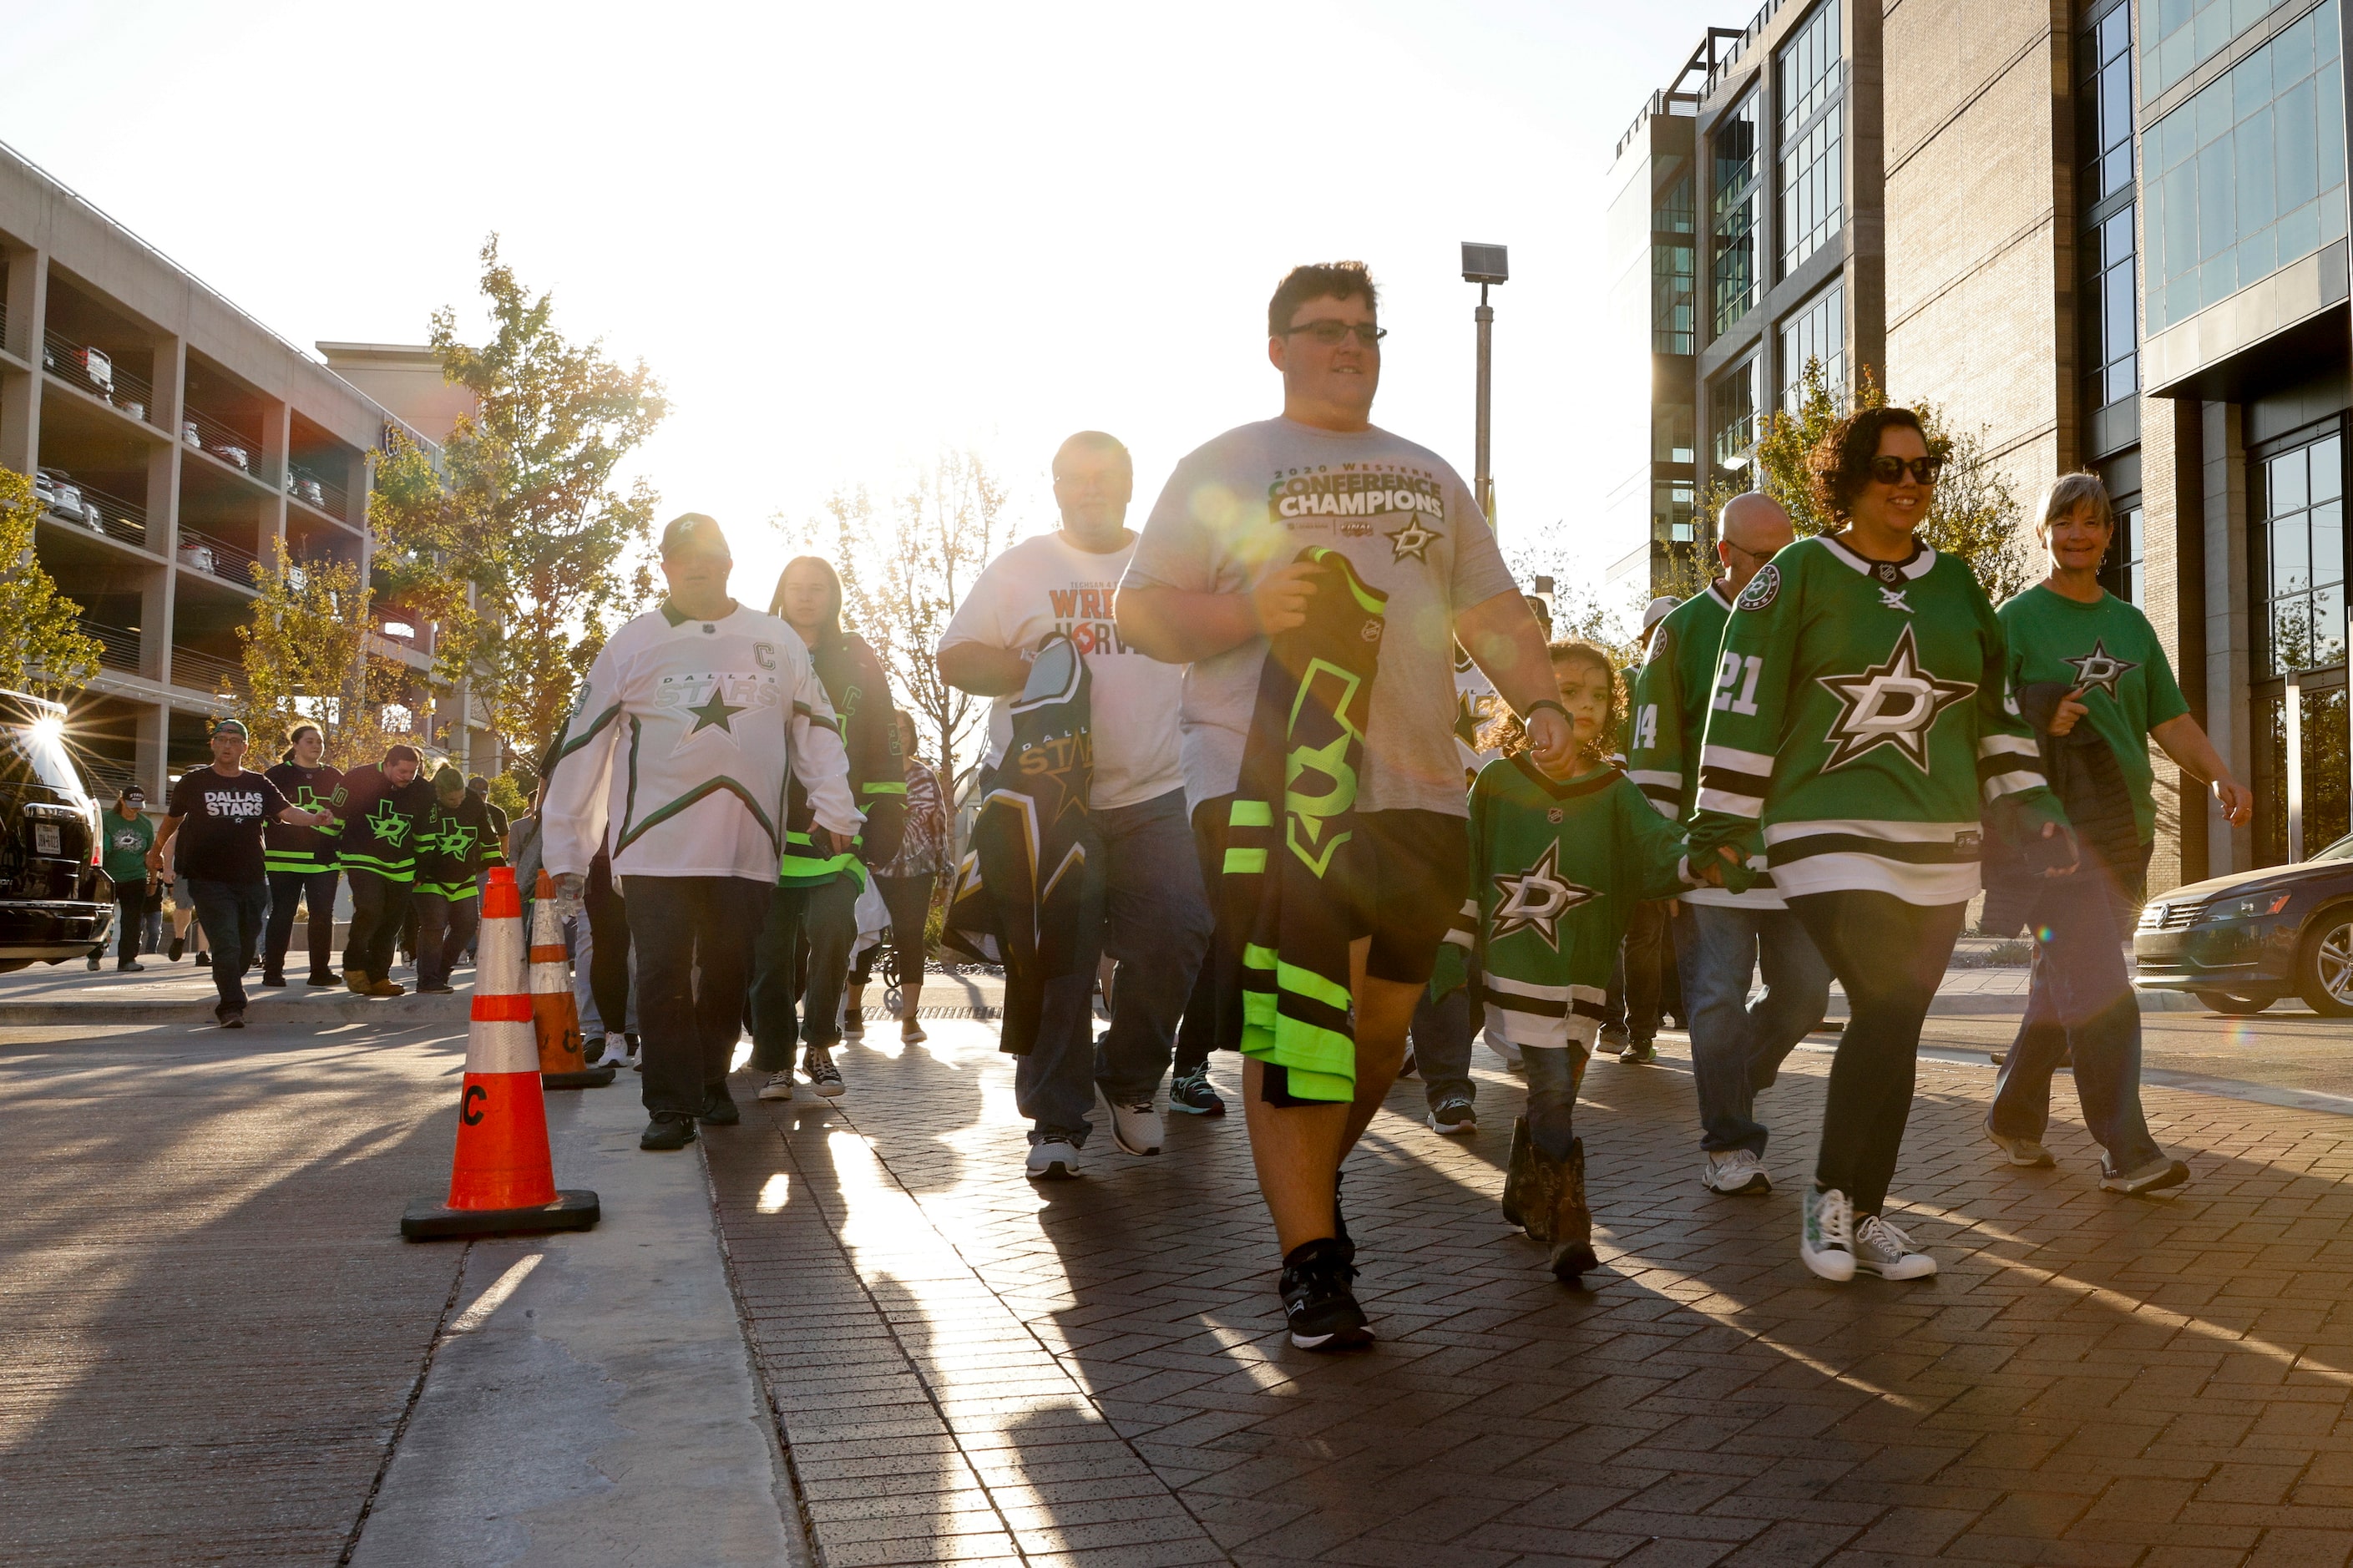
[1852,1213,1937,1279]
[1986,1125,2056,1167]
[1703,1149,1771,1194]
[1107,1098,1162,1156]
[757,1071,797,1102]
[1025,1139,1084,1181]
[1800,1186,1856,1282]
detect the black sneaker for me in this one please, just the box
[1280,1237,1372,1352]
[117,960,144,973]
[699,1086,741,1126]
[306,971,338,987]
[417,983,456,995]
[193,951,210,969]
[1169,1065,1226,1116]
[216,1004,245,1029]
[261,973,288,989]
[640,1113,697,1151]
[168,936,185,961]
[1426,1095,1477,1136]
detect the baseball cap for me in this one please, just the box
[210,718,249,740]
[660,513,731,561]
[1638,595,1679,645]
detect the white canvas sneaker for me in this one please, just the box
[1703,1149,1771,1194]
[1852,1213,1937,1279]
[1800,1186,1857,1282]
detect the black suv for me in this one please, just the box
[2133,832,2353,1017]
[0,690,113,974]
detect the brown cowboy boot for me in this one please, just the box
[1547,1136,1598,1284]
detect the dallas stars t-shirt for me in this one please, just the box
[1998,584,2189,842]
[165,766,293,884]
[939,531,1183,811]
[1122,417,1518,816]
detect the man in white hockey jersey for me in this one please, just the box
[541,513,863,1151]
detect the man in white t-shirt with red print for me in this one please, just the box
[939,432,1213,1180]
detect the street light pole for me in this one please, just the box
[1461,242,1508,527]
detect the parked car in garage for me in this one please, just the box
[33,467,99,532]
[2134,832,2353,1017]
[0,690,112,974]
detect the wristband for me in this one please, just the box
[1524,699,1570,725]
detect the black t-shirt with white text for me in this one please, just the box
[166,767,292,884]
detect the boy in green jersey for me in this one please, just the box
[1460,640,1695,1282]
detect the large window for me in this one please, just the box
[1778,281,1845,410]
[1712,94,1762,335]
[1653,172,1698,354]
[1711,356,1763,470]
[2081,2,2141,412]
[2254,429,2348,675]
[2100,498,2147,604]
[1777,0,1844,275]
[2143,1,2347,333]
[2144,0,2295,99]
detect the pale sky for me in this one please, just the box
[4,0,1726,617]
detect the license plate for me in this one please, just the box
[33,823,62,856]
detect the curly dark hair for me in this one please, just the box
[1479,639,1622,768]
[1808,404,1940,523]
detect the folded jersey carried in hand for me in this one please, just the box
[941,635,1106,1056]
[1225,549,1387,1105]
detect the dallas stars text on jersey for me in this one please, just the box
[1448,756,1692,1052]
[1689,535,2063,904]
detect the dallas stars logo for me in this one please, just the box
[366,797,412,847]
[686,687,746,736]
[1387,516,1440,562]
[440,824,478,859]
[1815,625,1978,772]
[1490,841,1596,950]
[2063,637,2141,699]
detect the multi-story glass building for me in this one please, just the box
[1614,0,2353,890]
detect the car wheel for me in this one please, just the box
[2193,991,2273,1015]
[2295,908,2353,1019]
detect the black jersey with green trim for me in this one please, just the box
[1689,535,2062,905]
[416,794,498,900]
[1448,756,1689,1051]
[781,628,906,889]
[338,766,435,883]
[262,762,346,874]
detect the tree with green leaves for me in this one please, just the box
[776,447,1014,782]
[370,236,668,771]
[230,540,423,769]
[1688,362,2032,605]
[0,465,102,699]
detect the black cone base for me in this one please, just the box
[401,1189,600,1241]
[542,1065,619,1090]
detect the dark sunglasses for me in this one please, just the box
[1286,320,1386,347]
[1869,455,1944,485]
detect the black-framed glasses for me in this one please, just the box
[1286,320,1386,347]
[1869,454,1944,485]
[1721,539,1773,564]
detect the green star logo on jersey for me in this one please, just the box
[1490,841,1596,951]
[2063,637,2141,699]
[1387,517,1440,562]
[366,797,412,847]
[1816,625,1978,773]
[441,824,478,859]
[686,687,747,736]
[293,785,325,812]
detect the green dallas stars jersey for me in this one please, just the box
[1445,756,1691,1051]
[1997,584,2189,843]
[1690,535,2064,905]
[1628,582,1783,909]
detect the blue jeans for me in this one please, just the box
[1989,866,2164,1172]
[1523,1043,1587,1163]
[1412,986,1475,1108]
[1015,789,1212,1147]
[748,873,860,1070]
[1680,903,1834,1156]
[183,878,269,1014]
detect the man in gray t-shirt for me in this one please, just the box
[1117,260,1571,1352]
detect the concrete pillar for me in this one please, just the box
[134,701,169,802]
[2201,399,2253,874]
[149,336,186,692]
[0,243,45,473]
[261,400,290,563]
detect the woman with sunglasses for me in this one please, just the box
[1688,406,2074,1282]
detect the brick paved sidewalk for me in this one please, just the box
[707,1023,2353,1568]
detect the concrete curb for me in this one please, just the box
[0,991,471,1027]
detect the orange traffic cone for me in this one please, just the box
[402,867,600,1239]
[534,870,615,1089]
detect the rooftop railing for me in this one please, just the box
[182,407,263,477]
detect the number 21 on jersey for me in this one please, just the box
[1713,653,1763,716]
